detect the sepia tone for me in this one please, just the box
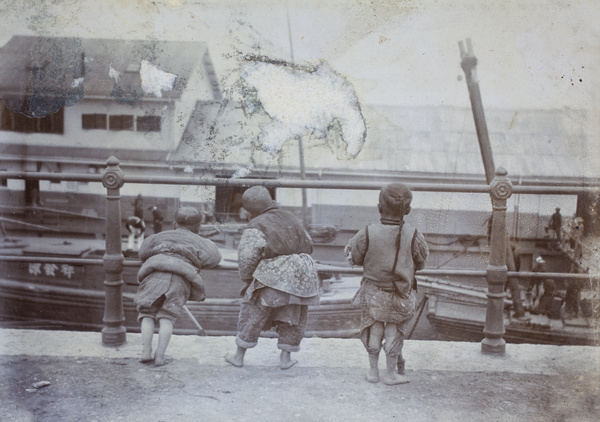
[0,1,599,421]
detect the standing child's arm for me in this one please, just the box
[344,228,368,266]
[411,229,429,271]
[194,239,223,269]
[238,228,267,284]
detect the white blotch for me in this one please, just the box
[109,64,120,82]
[71,77,84,88]
[140,60,177,98]
[241,61,366,158]
[183,165,194,173]
[231,165,253,179]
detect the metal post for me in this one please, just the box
[482,167,512,354]
[101,156,126,346]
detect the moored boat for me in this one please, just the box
[422,276,600,346]
[0,235,363,337]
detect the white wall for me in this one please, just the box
[68,99,173,151]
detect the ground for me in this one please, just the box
[1,353,598,422]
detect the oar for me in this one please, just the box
[183,305,206,336]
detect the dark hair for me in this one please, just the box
[175,207,202,228]
[378,183,413,217]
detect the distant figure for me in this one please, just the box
[482,214,493,245]
[532,256,560,318]
[545,207,562,243]
[225,186,319,370]
[149,205,164,234]
[345,183,429,385]
[133,194,144,220]
[126,216,146,251]
[135,207,222,366]
[569,216,584,251]
[565,217,584,318]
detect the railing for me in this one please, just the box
[2,156,600,353]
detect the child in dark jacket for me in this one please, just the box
[345,183,429,385]
[135,207,222,366]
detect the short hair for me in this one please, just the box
[242,186,277,217]
[378,183,413,217]
[175,207,202,228]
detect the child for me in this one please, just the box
[345,183,429,385]
[225,186,319,370]
[134,207,222,366]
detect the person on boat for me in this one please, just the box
[531,256,561,318]
[133,194,144,220]
[134,207,222,366]
[125,215,146,251]
[225,186,319,370]
[149,205,164,234]
[545,207,562,244]
[345,183,429,385]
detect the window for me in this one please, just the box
[82,114,107,130]
[1,100,64,134]
[136,115,161,132]
[109,115,133,131]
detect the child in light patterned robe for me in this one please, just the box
[346,183,428,385]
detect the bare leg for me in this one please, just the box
[140,317,155,362]
[366,352,380,383]
[397,354,406,375]
[225,346,246,367]
[381,354,409,385]
[381,323,409,385]
[280,350,298,370]
[365,322,384,383]
[154,318,173,366]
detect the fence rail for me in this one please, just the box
[3,171,600,194]
[1,254,597,282]
[2,157,599,352]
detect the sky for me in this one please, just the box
[1,0,598,112]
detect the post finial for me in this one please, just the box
[102,156,124,189]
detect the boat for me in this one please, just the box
[0,235,364,338]
[420,230,600,347]
[422,276,600,346]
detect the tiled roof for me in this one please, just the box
[0,36,217,102]
[169,101,598,181]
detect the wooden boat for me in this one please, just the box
[421,276,600,346]
[0,235,363,338]
[2,232,598,345]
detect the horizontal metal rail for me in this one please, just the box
[2,171,599,194]
[0,205,106,221]
[1,255,597,281]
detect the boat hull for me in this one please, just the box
[425,290,600,346]
[0,276,362,337]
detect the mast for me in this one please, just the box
[459,39,526,318]
[287,1,309,229]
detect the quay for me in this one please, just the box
[1,328,599,421]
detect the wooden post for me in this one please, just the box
[101,156,126,346]
[482,167,511,355]
[459,38,495,184]
[459,38,525,318]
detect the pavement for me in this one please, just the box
[1,328,599,422]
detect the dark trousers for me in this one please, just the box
[236,302,309,352]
